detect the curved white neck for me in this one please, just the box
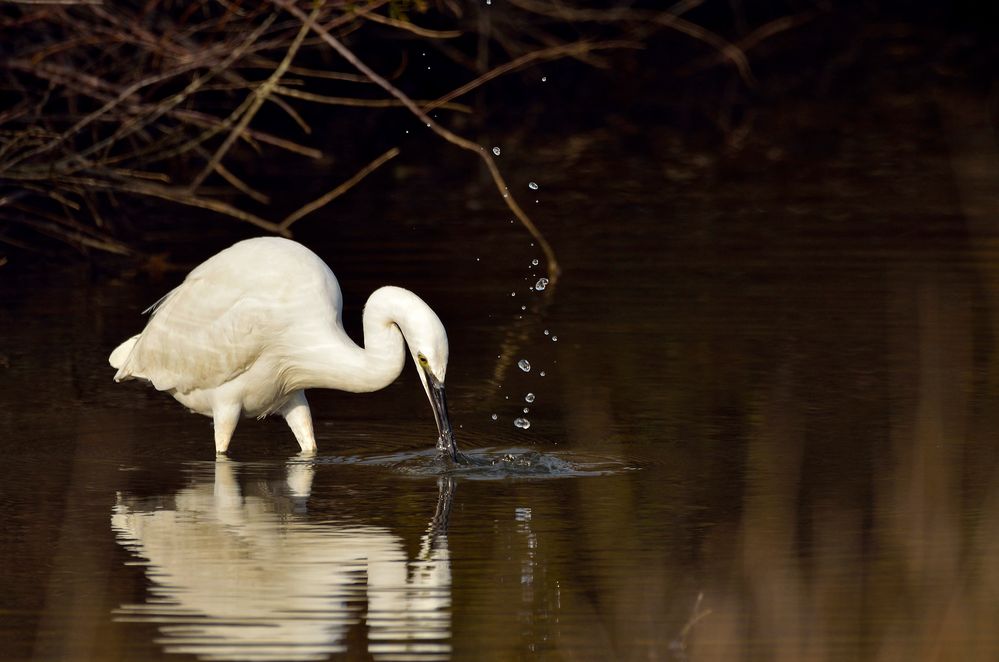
[289,288,410,394]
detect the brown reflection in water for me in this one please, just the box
[31,408,138,661]
[481,90,999,660]
[8,75,999,662]
[683,247,999,658]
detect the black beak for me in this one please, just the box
[425,370,457,461]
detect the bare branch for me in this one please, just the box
[172,109,323,159]
[51,13,281,173]
[189,5,318,191]
[271,0,561,282]
[8,0,104,4]
[3,56,216,170]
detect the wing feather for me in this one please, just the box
[111,237,343,397]
[116,275,287,394]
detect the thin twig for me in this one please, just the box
[7,216,132,255]
[108,181,287,234]
[274,85,472,112]
[280,147,399,230]
[192,145,271,204]
[245,58,374,83]
[425,39,641,112]
[681,12,816,75]
[23,173,288,234]
[361,11,461,39]
[508,0,756,86]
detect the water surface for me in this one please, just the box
[3,84,999,661]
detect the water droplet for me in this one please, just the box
[520,305,526,311]
[518,359,531,372]
[492,146,501,156]
[525,393,535,403]
[514,417,531,429]
[544,329,550,335]
[531,258,539,266]
[552,335,558,342]
[523,407,529,414]
[491,413,498,421]
[534,278,549,291]
[475,257,480,261]
[541,76,548,82]
[528,181,539,190]
[511,291,516,297]
[540,371,546,377]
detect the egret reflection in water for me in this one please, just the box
[111,460,454,661]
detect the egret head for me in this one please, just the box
[413,346,455,461]
[390,289,455,461]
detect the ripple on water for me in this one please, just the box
[310,447,637,480]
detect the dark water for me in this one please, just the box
[4,86,999,661]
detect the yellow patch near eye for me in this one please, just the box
[418,354,429,366]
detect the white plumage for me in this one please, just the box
[110,237,455,457]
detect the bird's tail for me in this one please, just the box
[109,335,140,380]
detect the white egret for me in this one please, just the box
[109,237,456,458]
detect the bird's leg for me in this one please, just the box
[280,390,317,454]
[212,403,241,455]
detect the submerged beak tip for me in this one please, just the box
[426,373,457,460]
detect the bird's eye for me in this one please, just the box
[418,354,429,367]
